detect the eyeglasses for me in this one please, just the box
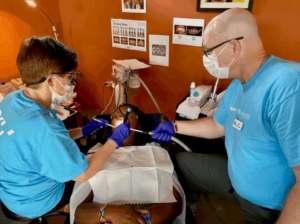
[51,71,82,85]
[25,71,82,86]
[203,36,244,57]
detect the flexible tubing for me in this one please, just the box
[134,74,161,113]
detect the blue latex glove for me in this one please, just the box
[82,118,108,137]
[109,123,130,148]
[151,121,175,143]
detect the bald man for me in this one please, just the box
[151,8,300,224]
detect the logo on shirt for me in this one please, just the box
[230,106,237,112]
[229,106,251,121]
[0,109,16,137]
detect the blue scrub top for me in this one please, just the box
[0,90,88,218]
[214,56,300,210]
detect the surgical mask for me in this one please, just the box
[203,45,234,79]
[49,77,75,106]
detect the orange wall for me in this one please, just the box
[0,0,62,82]
[1,1,300,118]
[59,0,300,118]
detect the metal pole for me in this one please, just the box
[36,6,59,40]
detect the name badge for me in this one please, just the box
[233,118,243,131]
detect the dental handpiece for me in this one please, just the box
[92,118,151,135]
[92,118,192,152]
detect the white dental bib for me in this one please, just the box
[69,144,186,224]
[90,145,176,204]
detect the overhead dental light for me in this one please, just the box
[25,0,37,8]
[24,0,59,40]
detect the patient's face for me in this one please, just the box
[111,105,139,146]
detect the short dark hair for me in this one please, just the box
[17,36,78,86]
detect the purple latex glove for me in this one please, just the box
[82,118,108,137]
[151,121,175,143]
[109,123,130,148]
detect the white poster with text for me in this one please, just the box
[173,18,204,47]
[111,19,147,52]
[149,35,169,67]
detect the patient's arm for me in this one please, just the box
[148,187,182,223]
[76,204,142,224]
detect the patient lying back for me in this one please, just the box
[75,188,182,224]
[75,104,183,224]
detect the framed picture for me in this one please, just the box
[197,0,253,11]
[122,0,146,13]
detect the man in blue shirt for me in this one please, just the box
[0,37,130,222]
[152,9,300,224]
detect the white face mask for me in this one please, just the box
[203,45,234,79]
[49,77,75,107]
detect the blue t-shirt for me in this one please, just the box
[214,56,300,210]
[0,90,88,218]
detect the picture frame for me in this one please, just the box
[197,0,253,11]
[122,0,146,14]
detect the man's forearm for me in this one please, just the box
[176,117,224,139]
[277,183,300,224]
[75,139,116,182]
